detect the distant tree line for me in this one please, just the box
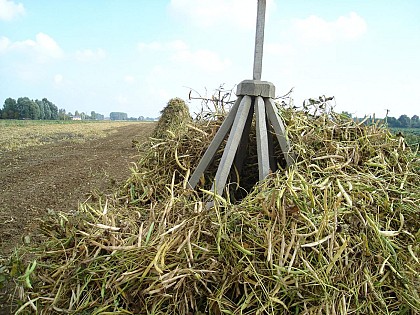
[0,97,105,121]
[109,112,157,121]
[138,116,158,121]
[74,110,105,120]
[1,97,157,121]
[341,112,419,128]
[386,115,419,128]
[1,97,60,120]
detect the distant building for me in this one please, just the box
[110,112,128,120]
[92,113,105,120]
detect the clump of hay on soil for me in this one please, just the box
[153,97,192,139]
[4,101,420,314]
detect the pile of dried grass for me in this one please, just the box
[7,102,420,314]
[153,97,192,139]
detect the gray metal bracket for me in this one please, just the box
[188,81,294,197]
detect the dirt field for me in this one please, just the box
[0,122,154,259]
[1,122,154,313]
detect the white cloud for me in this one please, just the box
[137,41,162,52]
[171,46,231,72]
[54,74,63,84]
[34,33,64,59]
[123,75,135,83]
[0,36,11,52]
[138,39,230,73]
[0,0,25,21]
[0,33,63,61]
[168,0,275,29]
[293,12,367,43]
[167,39,189,51]
[75,48,106,62]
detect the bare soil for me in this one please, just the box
[0,123,154,256]
[0,123,153,312]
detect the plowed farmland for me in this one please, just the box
[0,121,153,258]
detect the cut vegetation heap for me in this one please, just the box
[153,97,192,139]
[5,100,420,314]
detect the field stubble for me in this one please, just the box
[0,120,141,152]
[0,120,154,261]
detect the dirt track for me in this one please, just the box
[0,123,153,258]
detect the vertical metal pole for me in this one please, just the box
[253,0,266,80]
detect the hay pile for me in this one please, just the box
[7,103,420,314]
[153,97,192,139]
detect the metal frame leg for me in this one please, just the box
[265,98,294,167]
[188,96,243,189]
[267,124,277,172]
[211,95,253,196]
[233,100,254,183]
[255,96,270,180]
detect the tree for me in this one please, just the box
[17,97,36,119]
[29,100,40,119]
[110,112,128,120]
[38,99,51,120]
[2,98,18,119]
[36,100,45,119]
[58,108,68,120]
[386,116,400,128]
[398,115,411,128]
[94,112,104,120]
[411,115,419,128]
[43,98,58,120]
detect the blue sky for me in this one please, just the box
[1,0,419,119]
